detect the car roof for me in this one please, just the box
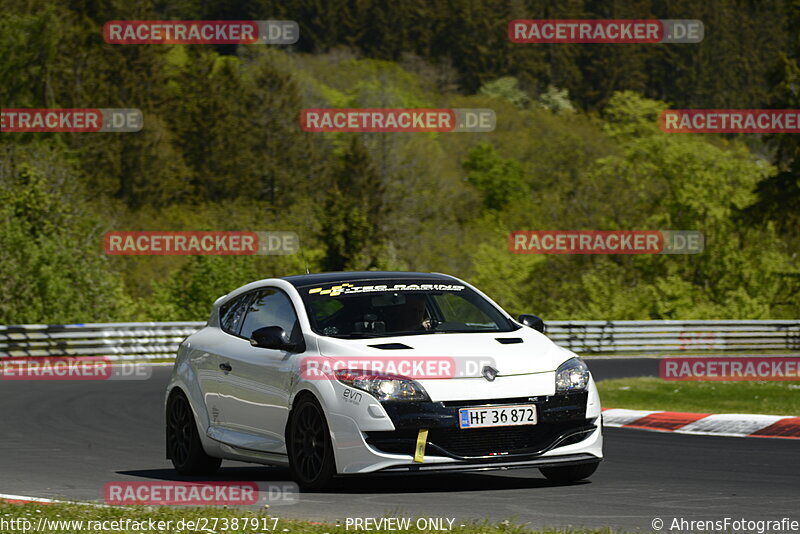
[281,271,459,288]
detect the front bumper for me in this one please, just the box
[372,453,600,474]
[328,390,603,474]
[368,392,595,460]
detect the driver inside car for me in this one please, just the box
[384,294,433,332]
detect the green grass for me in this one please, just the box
[0,502,623,534]
[597,377,800,416]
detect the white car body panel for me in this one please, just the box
[166,272,603,476]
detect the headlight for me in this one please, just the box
[334,369,429,401]
[555,357,590,393]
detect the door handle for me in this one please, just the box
[219,363,232,373]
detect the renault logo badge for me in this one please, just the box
[482,365,498,381]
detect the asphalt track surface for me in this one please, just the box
[1,361,798,530]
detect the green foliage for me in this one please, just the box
[598,377,800,416]
[146,251,324,322]
[469,234,545,318]
[745,33,800,247]
[537,86,575,115]
[479,77,530,108]
[0,501,621,534]
[0,149,133,323]
[0,2,798,324]
[147,256,264,321]
[463,92,798,320]
[318,137,384,271]
[463,143,526,211]
[0,9,61,108]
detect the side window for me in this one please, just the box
[240,288,300,341]
[220,294,251,335]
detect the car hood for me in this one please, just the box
[313,329,573,378]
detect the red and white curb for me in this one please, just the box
[0,493,59,505]
[603,408,800,439]
[0,493,105,506]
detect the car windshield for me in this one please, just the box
[299,279,517,338]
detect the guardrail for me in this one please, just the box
[0,320,798,360]
[546,320,800,354]
[0,322,204,360]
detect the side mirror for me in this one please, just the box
[518,314,546,333]
[250,326,304,352]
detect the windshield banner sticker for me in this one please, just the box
[308,283,465,297]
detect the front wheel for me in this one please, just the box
[287,396,336,490]
[540,461,599,483]
[166,391,221,475]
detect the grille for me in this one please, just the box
[366,421,595,458]
[442,397,534,408]
[440,393,587,421]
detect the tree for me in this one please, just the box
[0,150,133,323]
[463,143,526,211]
[318,137,383,271]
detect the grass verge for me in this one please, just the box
[0,502,620,534]
[596,377,800,415]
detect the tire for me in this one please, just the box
[287,395,336,490]
[540,461,599,483]
[166,391,222,476]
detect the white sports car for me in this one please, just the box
[165,272,603,489]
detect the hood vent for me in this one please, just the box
[368,342,413,350]
[495,337,523,344]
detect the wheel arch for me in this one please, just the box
[284,388,323,441]
[164,385,189,460]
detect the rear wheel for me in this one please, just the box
[166,391,221,475]
[540,461,599,483]
[287,396,336,490]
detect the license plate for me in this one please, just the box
[458,404,537,429]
